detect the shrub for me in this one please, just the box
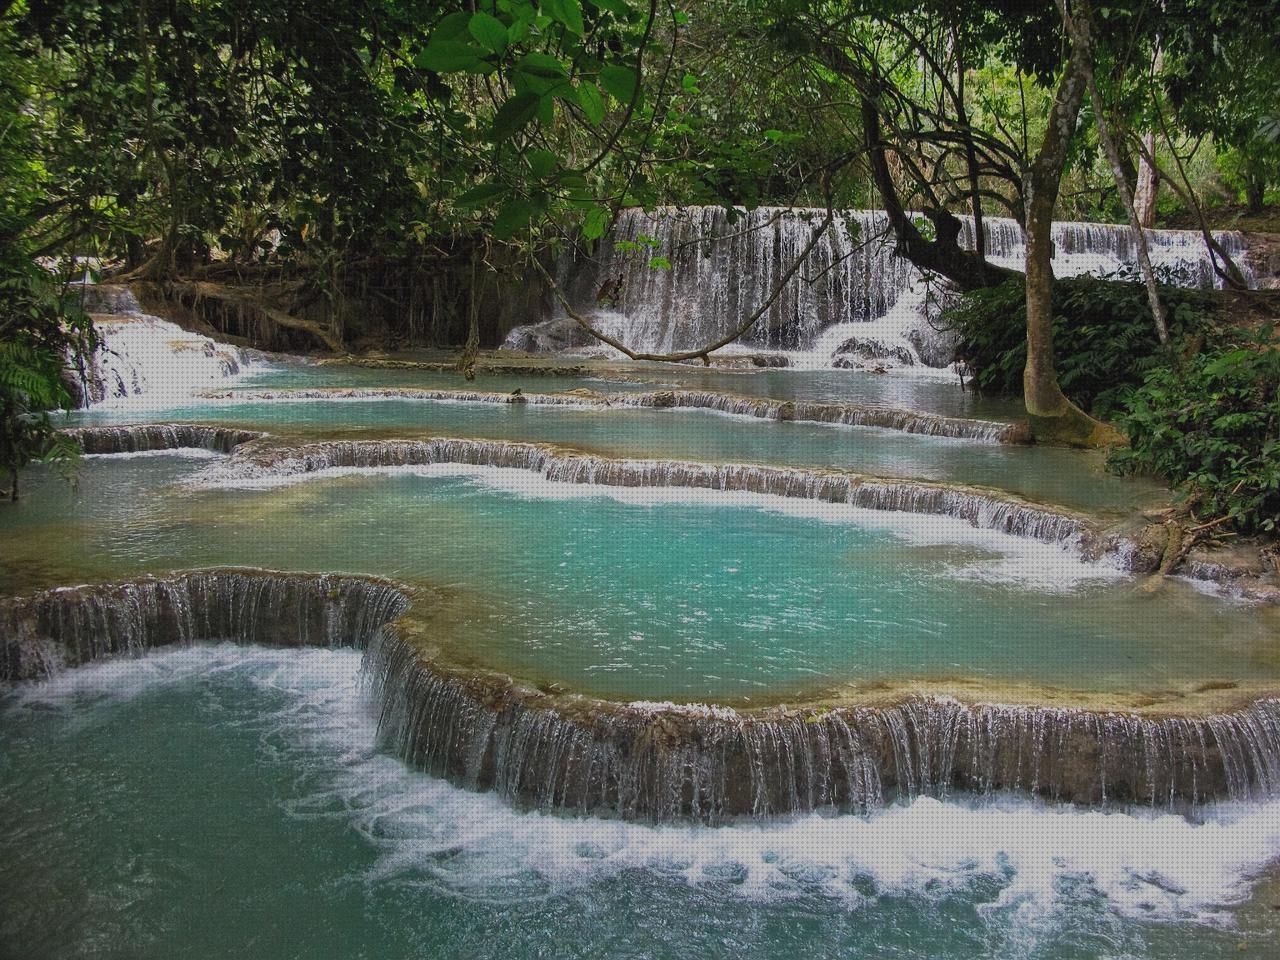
[945,270,1214,418]
[1110,327,1280,532]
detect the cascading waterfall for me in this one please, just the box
[73,284,249,406]
[0,569,410,682]
[365,626,1280,819]
[510,206,1253,366]
[203,436,1101,553]
[200,386,1025,443]
[65,423,265,455]
[7,567,1279,819]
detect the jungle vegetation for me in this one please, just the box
[1,0,1278,518]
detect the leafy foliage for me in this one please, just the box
[2,14,95,499]
[1111,328,1280,532]
[944,270,1214,417]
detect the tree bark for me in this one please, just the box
[1023,0,1122,446]
[1075,53,1170,343]
[1133,132,1159,227]
[859,98,1015,292]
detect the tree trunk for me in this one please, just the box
[1133,132,1159,227]
[1245,168,1266,215]
[1023,0,1122,446]
[1078,63,1170,343]
[860,98,1014,292]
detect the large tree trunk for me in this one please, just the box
[1023,0,1121,446]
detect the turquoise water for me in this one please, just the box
[2,646,1276,960]
[3,457,1274,701]
[7,341,1280,957]
[65,395,1163,515]
[246,361,1023,418]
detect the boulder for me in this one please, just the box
[501,317,597,353]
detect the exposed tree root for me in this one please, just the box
[167,280,346,354]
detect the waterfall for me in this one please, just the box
[201,386,1026,443]
[365,626,1280,820]
[66,424,264,455]
[9,567,1279,819]
[74,284,249,407]
[508,206,1253,366]
[0,569,410,682]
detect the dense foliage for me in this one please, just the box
[944,271,1214,417]
[1112,328,1280,532]
[1,19,94,498]
[1,0,1277,509]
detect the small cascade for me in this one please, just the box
[970,217,1255,289]
[8,568,1280,819]
[74,283,248,407]
[515,206,1253,366]
[206,436,1097,551]
[203,386,1025,443]
[366,628,1280,819]
[0,569,410,682]
[65,423,264,455]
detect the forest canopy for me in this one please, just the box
[1,0,1278,490]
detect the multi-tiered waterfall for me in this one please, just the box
[74,285,249,406]
[505,207,1252,367]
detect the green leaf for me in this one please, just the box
[537,94,556,125]
[468,12,509,54]
[492,92,541,140]
[456,182,509,208]
[433,12,473,41]
[582,205,610,240]
[576,81,605,124]
[416,41,484,73]
[599,64,637,103]
[648,255,672,270]
[587,0,629,15]
[493,197,537,238]
[543,0,584,35]
[517,52,568,79]
[527,149,559,178]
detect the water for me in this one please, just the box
[535,207,1251,363]
[2,458,1273,702]
[63,391,1162,515]
[2,646,1276,960]
[8,237,1275,953]
[77,288,250,406]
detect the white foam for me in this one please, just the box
[20,644,1276,926]
[84,314,255,409]
[81,448,223,460]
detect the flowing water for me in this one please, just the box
[3,216,1279,956]
[2,646,1278,960]
[1,456,1274,701]
[64,391,1161,514]
[534,207,1251,363]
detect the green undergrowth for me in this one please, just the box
[944,271,1279,531]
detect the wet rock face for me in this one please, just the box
[0,570,410,683]
[907,324,960,368]
[72,283,142,315]
[831,335,917,367]
[501,317,597,353]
